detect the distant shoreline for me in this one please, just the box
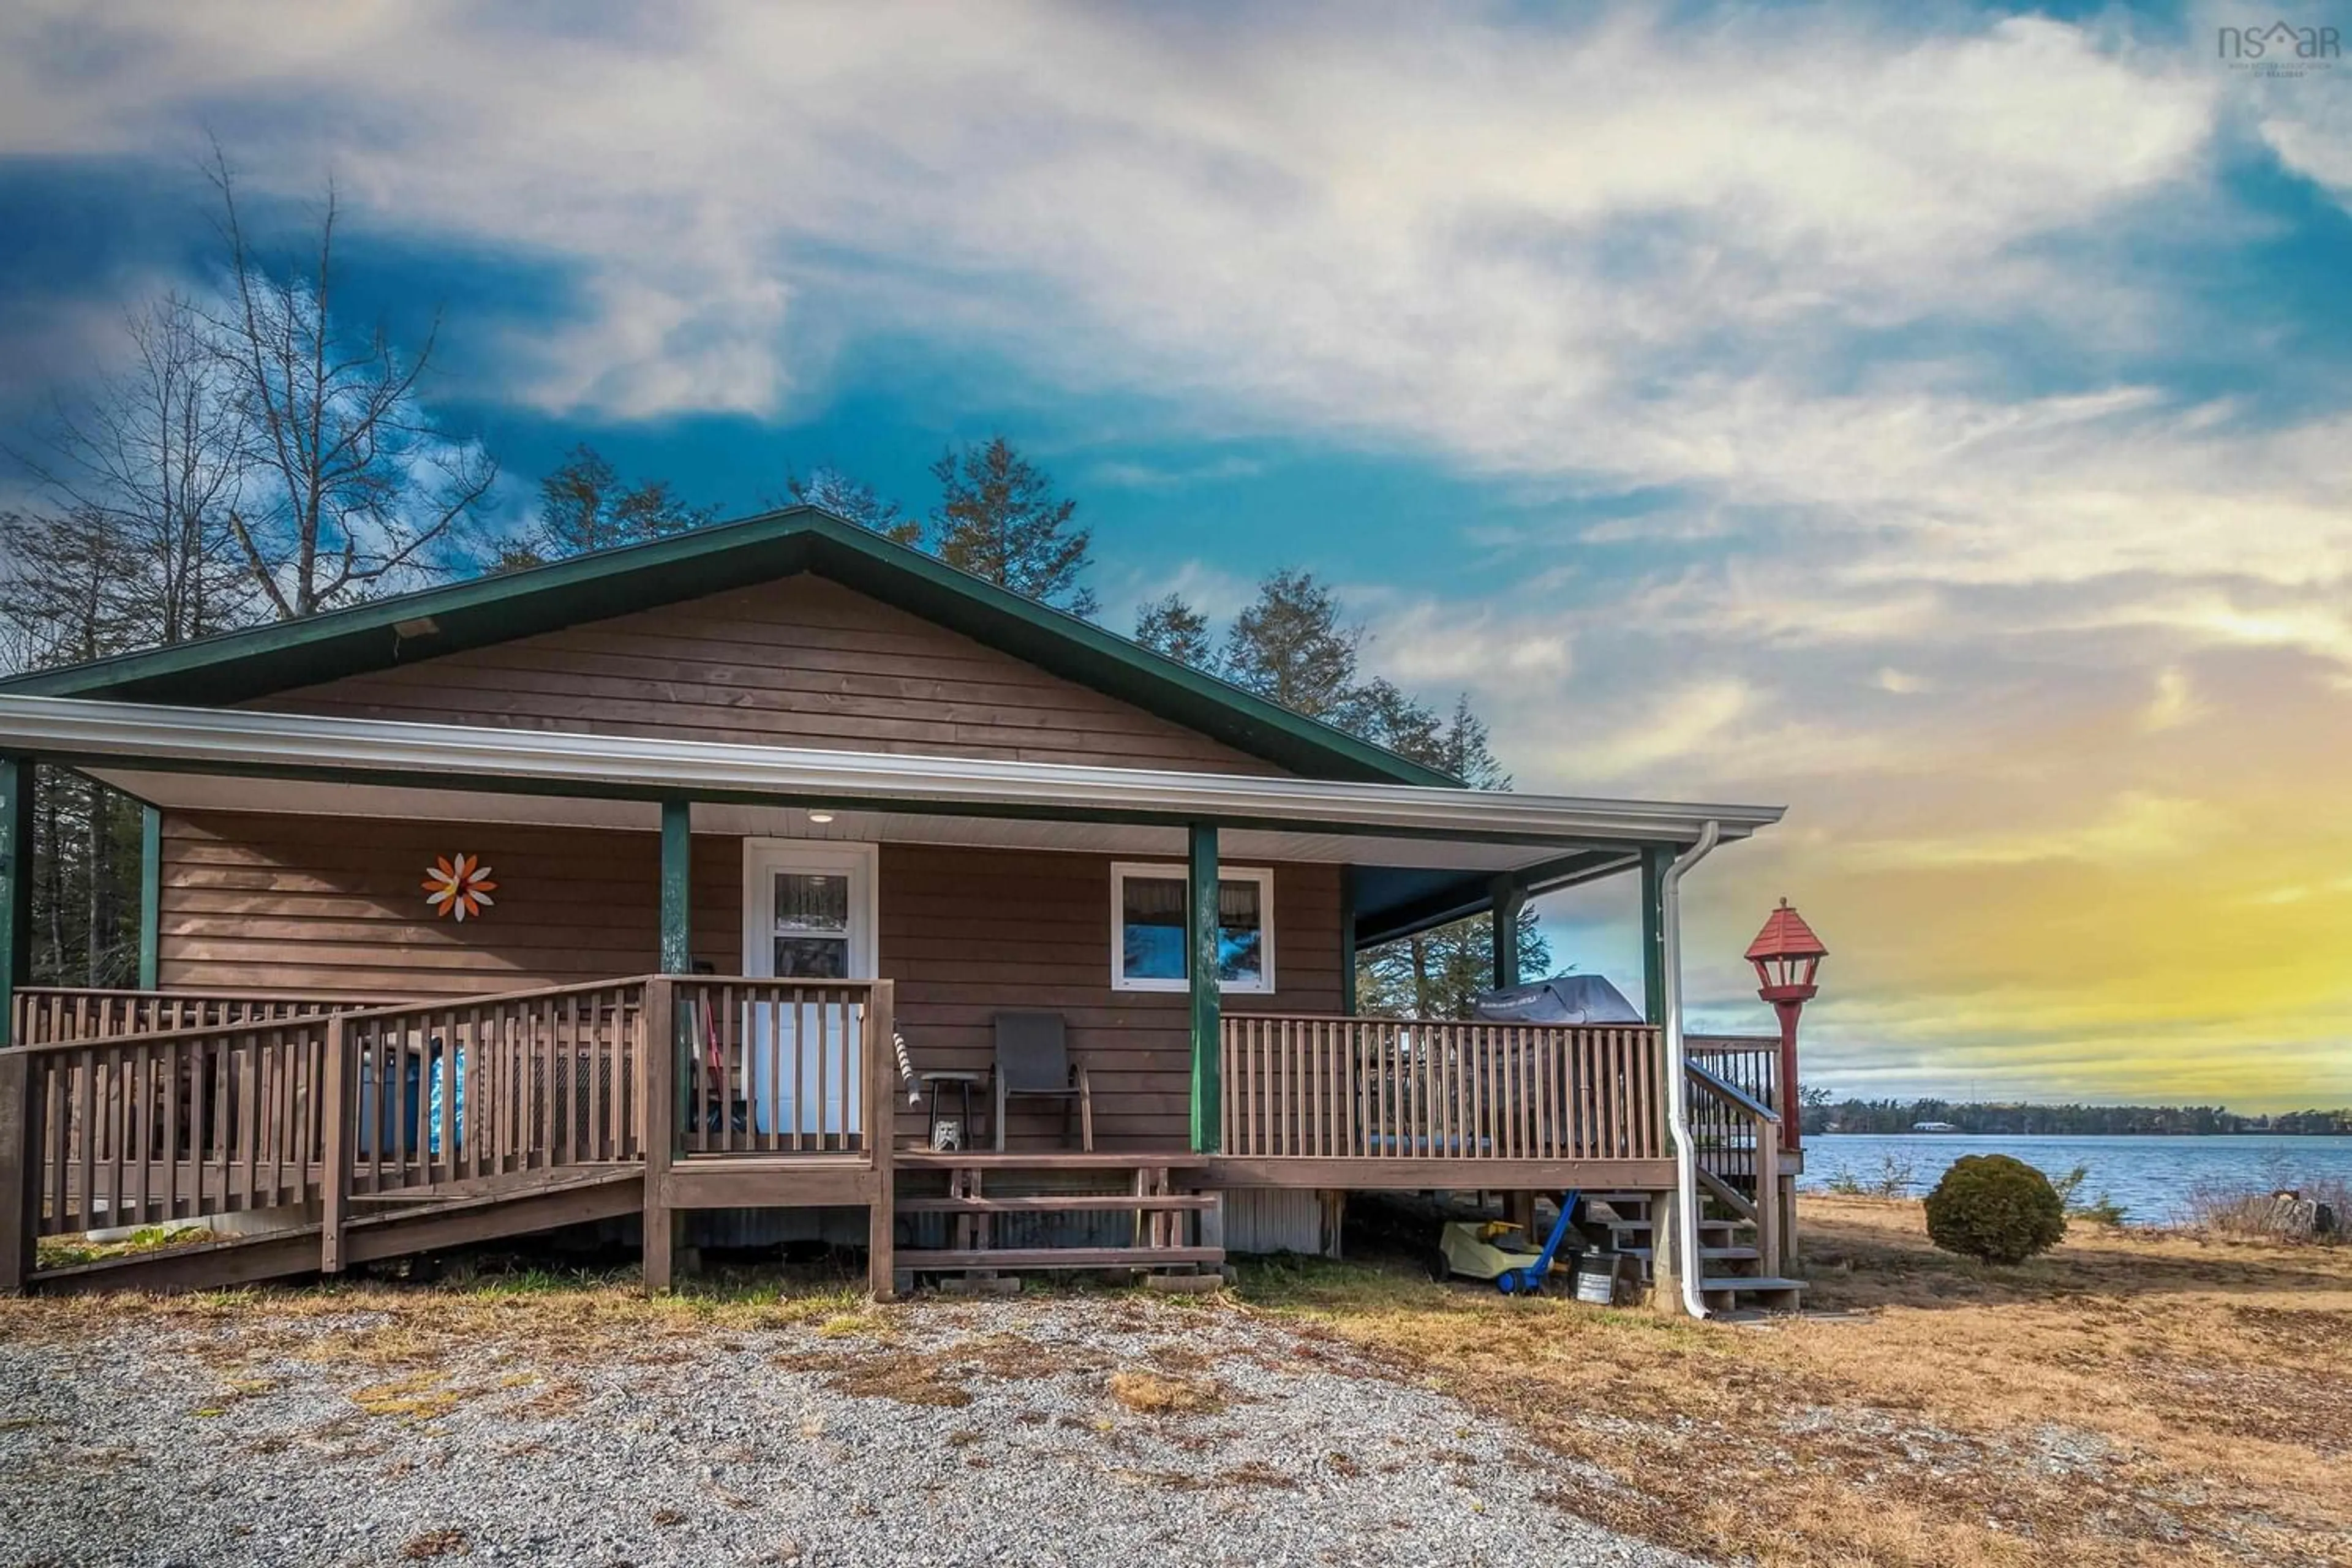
[1814,1129,2352,1139]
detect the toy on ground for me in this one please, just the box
[1430,1191,1583,1294]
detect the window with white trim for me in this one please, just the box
[1110,862,1275,993]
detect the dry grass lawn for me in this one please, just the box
[2,1197,2345,1566]
[1243,1195,2352,1567]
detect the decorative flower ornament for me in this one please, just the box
[423,853,497,922]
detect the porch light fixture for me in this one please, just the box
[805,809,835,824]
[1746,897,1826,1152]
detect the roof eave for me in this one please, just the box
[0,695,1787,848]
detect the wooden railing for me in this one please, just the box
[10,987,380,1048]
[10,1013,338,1236]
[1685,1033,1787,1191]
[1684,1058,1782,1270]
[670,979,880,1156]
[337,979,649,1199]
[0,975,911,1292]
[1686,1035,1781,1118]
[1219,1016,1667,1163]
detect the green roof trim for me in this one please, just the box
[1,508,1457,787]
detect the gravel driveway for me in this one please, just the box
[0,1294,1706,1568]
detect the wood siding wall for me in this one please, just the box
[156,813,743,997]
[156,818,1344,1151]
[880,843,1343,1150]
[254,574,1281,774]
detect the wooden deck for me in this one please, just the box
[2,979,1792,1303]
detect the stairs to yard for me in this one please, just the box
[889,1151,1224,1292]
[1584,1189,1806,1314]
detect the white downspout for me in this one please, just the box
[1660,819,1722,1321]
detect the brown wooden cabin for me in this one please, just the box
[0,509,1799,1311]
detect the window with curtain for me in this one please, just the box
[1110,863,1274,992]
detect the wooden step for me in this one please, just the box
[895,1194,1216,1214]
[1703,1273,1804,1292]
[895,1246,1223,1272]
[1618,1245,1760,1264]
[1607,1218,1741,1238]
[1701,1275,1806,1313]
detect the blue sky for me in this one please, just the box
[2,2,2350,1107]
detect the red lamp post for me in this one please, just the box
[1745,898,1826,1152]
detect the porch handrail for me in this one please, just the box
[339,980,649,1202]
[2,1012,339,1257]
[668,977,883,1158]
[1686,1061,1779,1123]
[10,987,375,1049]
[1683,1057,1782,1270]
[1219,1014,1667,1162]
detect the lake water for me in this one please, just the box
[1797,1133,2352,1225]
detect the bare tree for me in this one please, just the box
[13,293,255,643]
[205,145,497,617]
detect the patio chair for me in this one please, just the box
[992,1011,1093,1152]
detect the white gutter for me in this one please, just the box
[0,695,1784,846]
[1660,819,1722,1321]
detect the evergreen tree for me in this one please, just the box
[0,508,154,986]
[1221,568,1360,718]
[927,437,1095,614]
[499,444,714,569]
[786,467,919,545]
[1134,592,1216,669]
[1352,694,1549,1016]
[1213,569,1550,1015]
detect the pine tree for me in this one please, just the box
[500,445,714,568]
[1213,569,1553,1016]
[927,437,1095,614]
[1221,568,1360,718]
[1134,592,1216,669]
[1352,694,1549,1016]
[787,467,919,545]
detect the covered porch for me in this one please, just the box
[0,693,1785,1299]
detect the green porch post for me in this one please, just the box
[659,799,692,974]
[1188,822,1221,1153]
[0,758,31,1049]
[1338,865,1359,1016]
[1490,876,1525,989]
[1640,843,1672,1023]
[138,804,161,990]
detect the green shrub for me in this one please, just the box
[1924,1155,2068,1264]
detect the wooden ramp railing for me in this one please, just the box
[339,978,649,1199]
[9,1013,339,1237]
[1219,1016,1667,1163]
[10,987,380,1047]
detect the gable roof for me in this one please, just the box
[0,507,1456,786]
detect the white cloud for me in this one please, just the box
[1087,456,1265,489]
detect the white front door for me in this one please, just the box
[741,840,876,1138]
